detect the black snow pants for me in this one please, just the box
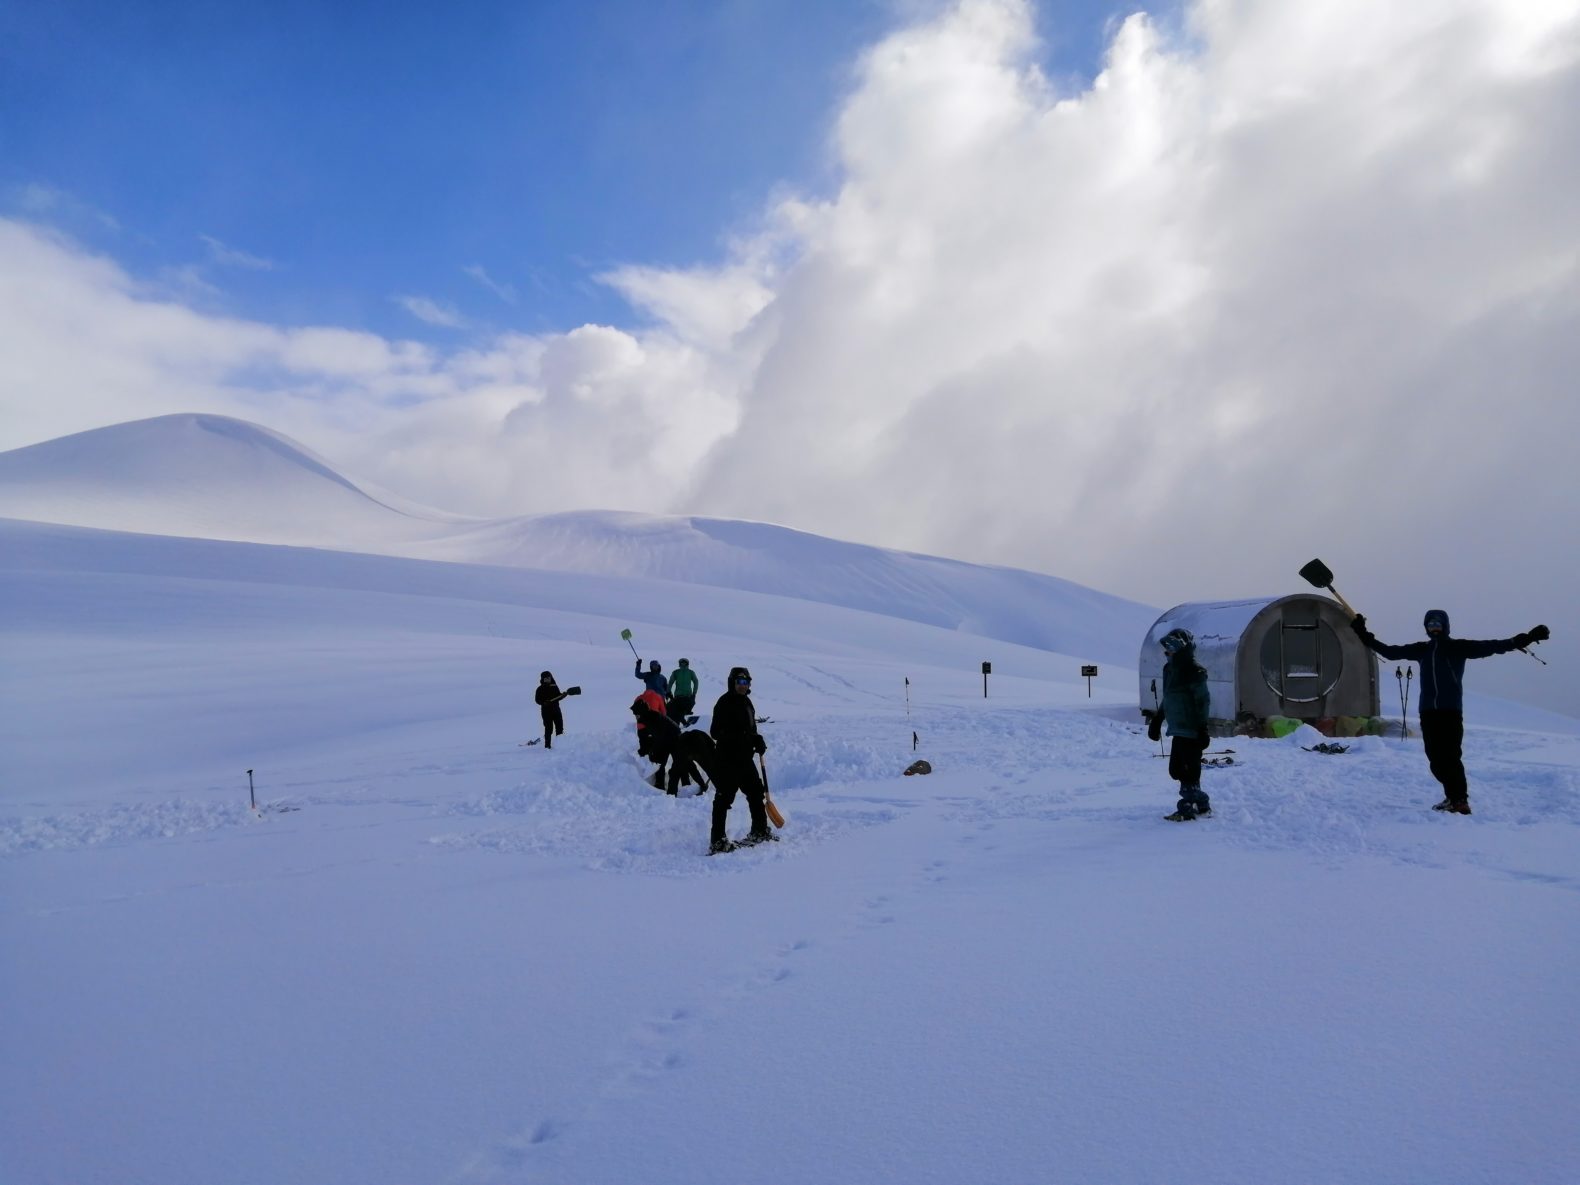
[540,704,563,748]
[1420,708,1468,805]
[1168,734,1210,813]
[710,753,768,843]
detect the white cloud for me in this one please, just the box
[2,0,1578,711]
[395,295,468,329]
[199,234,276,271]
[462,264,518,304]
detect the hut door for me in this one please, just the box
[1259,603,1343,704]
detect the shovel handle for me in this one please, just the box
[1324,586,1357,617]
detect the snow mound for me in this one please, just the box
[0,413,467,549]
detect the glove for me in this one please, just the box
[1350,613,1368,635]
[1530,624,1550,643]
[752,735,767,755]
[1147,714,1162,743]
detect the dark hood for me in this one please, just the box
[1422,609,1451,636]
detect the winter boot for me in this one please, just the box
[1164,809,1197,822]
[740,829,780,846]
[1432,799,1455,812]
[1183,785,1211,818]
[708,837,737,855]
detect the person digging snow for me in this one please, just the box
[706,666,775,853]
[1144,628,1212,821]
[666,657,699,723]
[534,671,567,749]
[1351,611,1549,815]
[635,658,669,702]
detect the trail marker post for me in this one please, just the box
[981,661,991,698]
[1081,665,1098,697]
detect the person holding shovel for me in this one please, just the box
[706,666,775,853]
[1350,611,1549,814]
[534,671,574,750]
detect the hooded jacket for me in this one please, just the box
[534,673,562,708]
[1352,610,1527,712]
[1159,630,1211,738]
[709,666,762,759]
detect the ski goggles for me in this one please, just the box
[734,676,752,686]
[1160,635,1184,653]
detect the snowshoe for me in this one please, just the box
[738,830,780,847]
[707,838,737,855]
[1164,810,1197,822]
[1432,800,1472,815]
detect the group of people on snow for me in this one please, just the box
[1144,612,1550,821]
[535,656,779,853]
[537,603,1550,850]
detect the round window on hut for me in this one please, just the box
[1259,603,1344,703]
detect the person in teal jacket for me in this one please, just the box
[666,658,699,721]
[1143,628,1212,821]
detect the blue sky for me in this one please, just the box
[3,0,1128,338]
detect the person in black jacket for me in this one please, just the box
[1352,610,1549,814]
[534,671,568,749]
[706,665,775,853]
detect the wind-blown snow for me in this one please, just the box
[3,505,1578,1185]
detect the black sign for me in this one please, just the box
[981,661,991,674]
[1081,665,1098,677]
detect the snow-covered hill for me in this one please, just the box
[0,412,468,547]
[0,414,1157,663]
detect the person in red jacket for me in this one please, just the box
[633,688,666,757]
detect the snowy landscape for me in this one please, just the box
[3,417,1578,1185]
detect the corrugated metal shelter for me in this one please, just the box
[1138,595,1379,728]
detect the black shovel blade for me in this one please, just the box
[1299,558,1335,588]
[564,686,582,696]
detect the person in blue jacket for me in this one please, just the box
[635,658,669,702]
[1143,628,1213,821]
[1351,610,1549,814]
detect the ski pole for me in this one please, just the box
[1404,668,1413,739]
[1150,679,1165,756]
[1520,645,1549,666]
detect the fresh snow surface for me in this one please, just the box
[0,414,1158,665]
[4,514,1579,1185]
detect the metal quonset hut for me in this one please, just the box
[1138,595,1379,730]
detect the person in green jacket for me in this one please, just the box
[667,657,699,722]
[1143,628,1213,821]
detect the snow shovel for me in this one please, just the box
[758,754,786,828]
[1298,558,1358,617]
[619,628,640,660]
